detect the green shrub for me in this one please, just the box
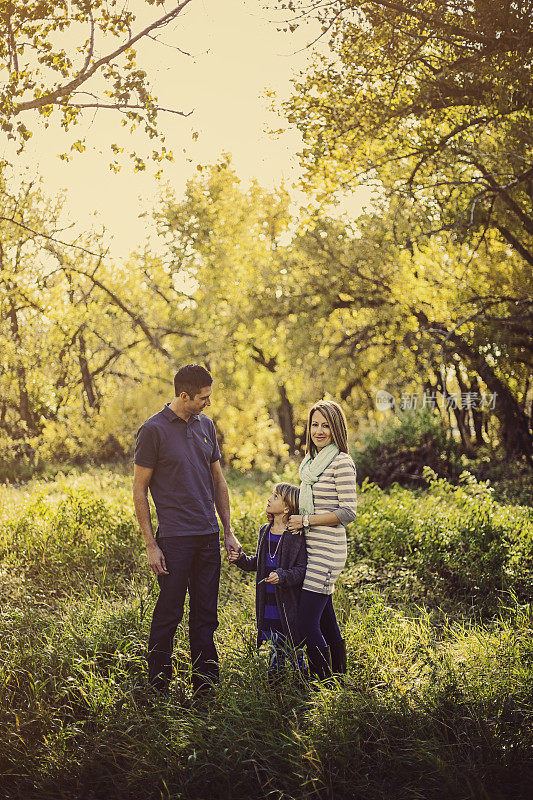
[472,457,533,506]
[355,409,462,488]
[0,430,36,482]
[1,588,531,800]
[348,468,533,611]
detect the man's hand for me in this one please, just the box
[288,514,304,533]
[224,529,241,561]
[228,547,241,564]
[146,542,169,576]
[265,571,279,584]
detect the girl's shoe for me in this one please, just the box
[329,638,347,676]
[267,666,286,688]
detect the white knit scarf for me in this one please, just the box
[298,443,339,515]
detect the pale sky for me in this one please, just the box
[3,0,328,258]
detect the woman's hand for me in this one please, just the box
[265,571,279,584]
[287,514,304,533]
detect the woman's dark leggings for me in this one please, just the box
[297,589,343,648]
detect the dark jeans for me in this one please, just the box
[148,533,221,692]
[297,589,343,648]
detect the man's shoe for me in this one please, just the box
[191,673,217,702]
[148,651,172,695]
[148,676,170,698]
[187,684,216,712]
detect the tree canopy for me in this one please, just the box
[276,0,532,459]
[281,0,533,264]
[0,2,531,476]
[0,0,194,168]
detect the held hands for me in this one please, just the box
[225,528,242,562]
[287,514,304,533]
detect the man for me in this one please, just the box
[133,364,241,697]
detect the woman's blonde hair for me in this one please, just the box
[273,483,300,517]
[305,399,349,456]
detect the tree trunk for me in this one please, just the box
[78,332,100,411]
[277,383,297,455]
[250,346,297,454]
[7,298,36,431]
[453,360,475,455]
[469,375,486,446]
[418,311,533,461]
[452,344,532,461]
[449,336,531,460]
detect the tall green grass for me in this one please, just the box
[0,469,531,799]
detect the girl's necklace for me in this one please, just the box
[268,525,285,558]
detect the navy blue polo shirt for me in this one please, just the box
[134,404,222,537]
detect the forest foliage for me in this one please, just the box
[0,7,531,797]
[0,0,531,478]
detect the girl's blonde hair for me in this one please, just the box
[273,483,300,517]
[305,399,349,456]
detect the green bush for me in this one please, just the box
[347,468,533,611]
[355,409,463,488]
[0,430,36,482]
[1,588,531,800]
[472,456,533,506]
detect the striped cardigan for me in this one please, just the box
[302,451,357,595]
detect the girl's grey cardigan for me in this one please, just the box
[235,522,307,649]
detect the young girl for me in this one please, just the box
[229,483,307,680]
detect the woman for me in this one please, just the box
[288,399,357,680]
